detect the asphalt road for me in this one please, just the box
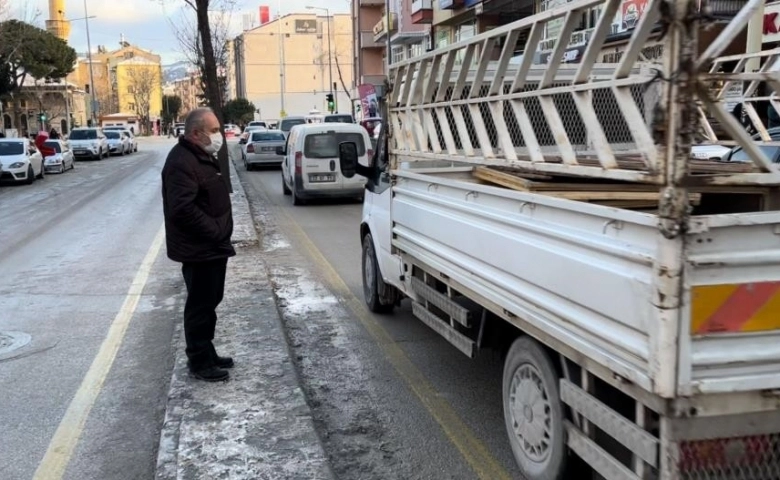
[237,158,526,480]
[0,138,180,480]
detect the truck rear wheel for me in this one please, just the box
[362,233,395,314]
[503,336,567,480]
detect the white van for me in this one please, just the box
[279,123,371,205]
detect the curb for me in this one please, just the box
[227,148,258,248]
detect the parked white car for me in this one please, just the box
[42,139,75,173]
[69,128,109,160]
[0,138,44,184]
[121,129,138,153]
[279,123,370,205]
[242,129,286,170]
[105,130,130,155]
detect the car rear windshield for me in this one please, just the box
[43,141,62,152]
[0,142,23,155]
[252,132,285,142]
[70,130,97,140]
[304,132,366,159]
[280,118,306,132]
[105,131,121,139]
[324,115,353,123]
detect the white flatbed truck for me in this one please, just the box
[338,0,780,478]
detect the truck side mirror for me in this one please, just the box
[339,142,358,178]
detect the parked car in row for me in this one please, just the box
[242,130,286,170]
[0,138,44,184]
[103,126,138,153]
[278,123,370,205]
[42,139,75,174]
[69,128,109,160]
[105,130,132,155]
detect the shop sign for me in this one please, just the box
[295,20,317,34]
[600,41,664,63]
[764,3,780,43]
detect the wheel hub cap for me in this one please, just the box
[509,364,553,463]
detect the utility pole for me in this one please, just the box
[278,0,286,118]
[306,6,334,113]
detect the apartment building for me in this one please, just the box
[67,41,163,123]
[430,0,747,65]
[171,75,204,116]
[352,0,431,97]
[232,13,354,121]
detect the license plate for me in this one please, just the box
[75,150,86,154]
[261,147,275,152]
[309,174,335,182]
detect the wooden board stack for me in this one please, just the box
[471,166,771,211]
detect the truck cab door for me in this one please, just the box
[365,126,400,287]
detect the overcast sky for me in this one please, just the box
[16,0,351,65]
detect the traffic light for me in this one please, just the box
[326,93,334,113]
[39,113,46,122]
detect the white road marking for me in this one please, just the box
[32,223,166,480]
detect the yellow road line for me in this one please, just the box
[276,208,512,480]
[33,224,166,480]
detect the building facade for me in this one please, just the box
[67,42,164,125]
[232,13,354,121]
[2,79,87,137]
[352,0,431,105]
[171,75,204,117]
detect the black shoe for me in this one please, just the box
[208,344,234,369]
[214,355,234,369]
[189,366,229,382]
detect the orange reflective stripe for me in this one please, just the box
[740,289,780,332]
[691,284,739,334]
[692,282,780,334]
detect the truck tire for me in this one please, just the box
[362,233,395,314]
[503,336,567,480]
[282,172,291,195]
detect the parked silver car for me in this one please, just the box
[42,139,75,173]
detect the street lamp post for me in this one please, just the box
[306,6,334,113]
[278,0,286,118]
[81,0,97,125]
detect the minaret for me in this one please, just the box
[45,0,71,41]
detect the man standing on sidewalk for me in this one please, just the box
[161,107,236,382]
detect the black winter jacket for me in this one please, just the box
[161,138,235,263]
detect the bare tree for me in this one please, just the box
[161,0,236,190]
[127,66,159,134]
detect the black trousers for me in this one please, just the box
[181,258,228,370]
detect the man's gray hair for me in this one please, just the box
[184,107,215,136]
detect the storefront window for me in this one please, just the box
[391,45,405,64]
[436,28,450,50]
[455,21,476,65]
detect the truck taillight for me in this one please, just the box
[295,152,302,174]
[247,144,254,153]
[679,435,777,474]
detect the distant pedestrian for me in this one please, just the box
[49,128,60,140]
[161,107,235,382]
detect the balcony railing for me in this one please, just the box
[360,31,384,48]
[412,0,433,13]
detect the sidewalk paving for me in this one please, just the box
[154,155,334,479]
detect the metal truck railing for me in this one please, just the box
[386,0,780,187]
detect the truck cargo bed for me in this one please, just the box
[391,165,780,398]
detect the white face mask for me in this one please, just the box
[203,132,223,154]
